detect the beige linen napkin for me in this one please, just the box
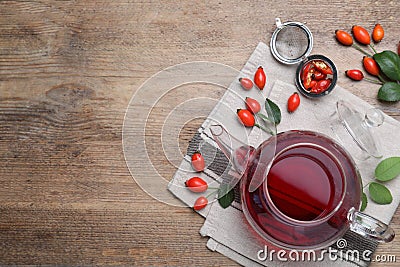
[168,42,400,267]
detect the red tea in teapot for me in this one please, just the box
[267,143,341,221]
[241,131,361,249]
[211,125,392,249]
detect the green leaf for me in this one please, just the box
[375,157,400,181]
[218,183,235,209]
[264,98,281,125]
[373,50,400,81]
[360,192,368,211]
[378,82,400,102]
[368,182,393,205]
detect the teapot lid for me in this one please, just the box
[336,100,383,158]
[270,18,313,64]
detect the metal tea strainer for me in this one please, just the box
[270,18,313,64]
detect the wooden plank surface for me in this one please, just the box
[0,1,399,266]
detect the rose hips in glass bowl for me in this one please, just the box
[295,55,338,98]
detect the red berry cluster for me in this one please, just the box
[185,152,214,211]
[237,67,265,127]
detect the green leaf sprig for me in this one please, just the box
[362,157,400,211]
[254,98,281,136]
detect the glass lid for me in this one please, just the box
[270,18,313,64]
[336,100,384,158]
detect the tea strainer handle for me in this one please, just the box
[347,207,395,243]
[275,17,282,28]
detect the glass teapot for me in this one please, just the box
[210,124,394,250]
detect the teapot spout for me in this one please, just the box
[210,124,254,175]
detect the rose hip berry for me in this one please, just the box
[287,92,300,113]
[315,79,332,93]
[254,66,266,90]
[372,24,384,43]
[237,109,255,127]
[345,69,364,81]
[352,25,371,45]
[313,60,333,75]
[363,56,380,76]
[245,97,261,114]
[193,196,208,211]
[335,30,353,46]
[239,77,253,90]
[311,71,326,81]
[185,177,208,193]
[191,151,205,172]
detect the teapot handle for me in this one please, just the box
[347,207,395,242]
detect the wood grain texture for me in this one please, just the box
[0,0,399,266]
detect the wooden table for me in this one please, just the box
[1,1,399,266]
